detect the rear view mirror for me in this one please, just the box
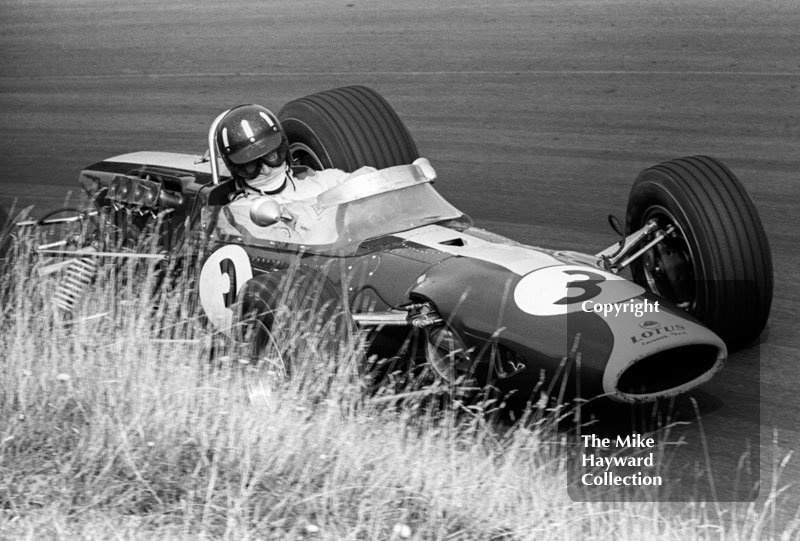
[249,197,285,227]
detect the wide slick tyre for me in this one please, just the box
[625,155,773,347]
[278,85,419,172]
[232,269,357,372]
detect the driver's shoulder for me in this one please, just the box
[294,166,345,182]
[292,167,348,196]
[294,165,377,185]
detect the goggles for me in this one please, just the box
[230,147,287,181]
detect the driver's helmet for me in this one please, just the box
[215,104,289,181]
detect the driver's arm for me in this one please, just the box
[304,166,377,193]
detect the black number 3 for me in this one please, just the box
[219,258,238,308]
[554,269,606,305]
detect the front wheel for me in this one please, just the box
[625,156,773,347]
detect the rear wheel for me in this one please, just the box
[625,156,773,347]
[232,269,357,374]
[278,85,419,171]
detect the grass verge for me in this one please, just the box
[0,232,798,540]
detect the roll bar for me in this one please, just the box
[207,108,230,185]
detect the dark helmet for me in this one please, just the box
[215,104,289,180]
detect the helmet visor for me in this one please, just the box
[227,130,284,164]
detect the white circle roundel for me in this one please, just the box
[513,265,644,316]
[199,244,253,330]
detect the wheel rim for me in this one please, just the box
[640,205,697,312]
[289,142,326,171]
[423,325,475,386]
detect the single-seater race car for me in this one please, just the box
[1,86,773,405]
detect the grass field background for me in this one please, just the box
[1,235,798,539]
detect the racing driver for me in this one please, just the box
[215,104,357,202]
[213,103,376,243]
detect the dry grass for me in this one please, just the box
[1,231,798,540]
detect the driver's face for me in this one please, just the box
[235,152,284,181]
[260,149,283,167]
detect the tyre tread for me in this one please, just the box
[278,85,418,171]
[627,156,772,346]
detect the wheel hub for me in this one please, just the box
[639,208,697,311]
[424,325,473,384]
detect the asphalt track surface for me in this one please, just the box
[1,0,799,526]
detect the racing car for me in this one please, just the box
[1,86,773,405]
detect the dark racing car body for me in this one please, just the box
[5,86,772,406]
